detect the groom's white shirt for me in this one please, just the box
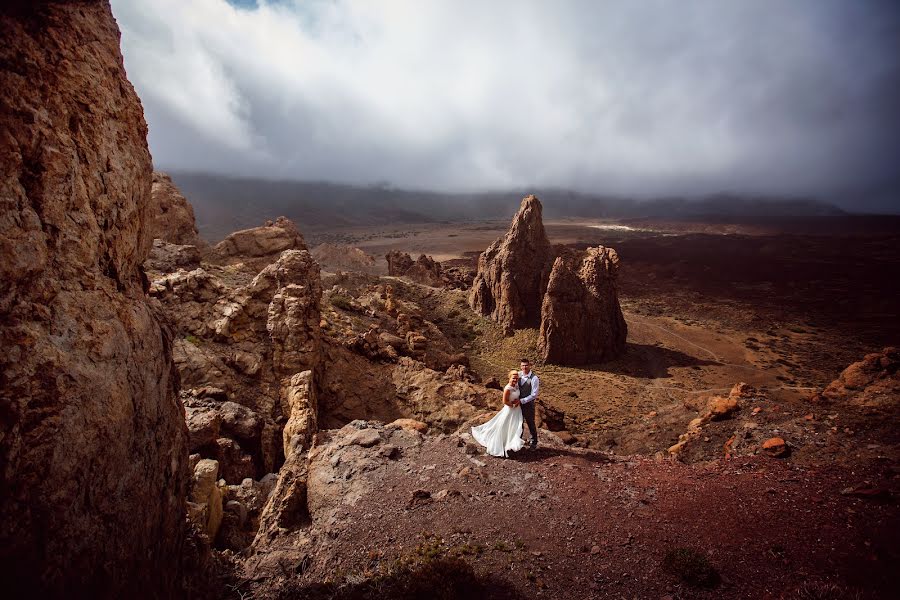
[518,370,539,404]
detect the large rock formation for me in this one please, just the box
[0,1,189,595]
[149,171,204,246]
[153,247,323,477]
[538,247,627,365]
[212,215,306,263]
[469,195,554,332]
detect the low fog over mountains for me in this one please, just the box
[171,172,845,240]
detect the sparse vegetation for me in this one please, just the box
[330,293,355,311]
[662,547,720,588]
[185,334,201,346]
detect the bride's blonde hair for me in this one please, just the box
[508,369,518,380]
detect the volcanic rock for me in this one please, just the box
[761,437,789,458]
[821,347,899,412]
[0,3,188,595]
[386,251,445,287]
[149,171,206,247]
[469,195,554,332]
[212,216,306,261]
[312,243,377,274]
[538,247,627,365]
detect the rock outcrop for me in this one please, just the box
[149,171,205,247]
[386,251,445,287]
[819,347,898,412]
[311,243,378,274]
[469,195,554,332]
[212,216,306,263]
[538,247,627,365]
[0,2,188,595]
[153,247,323,476]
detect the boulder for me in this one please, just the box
[0,3,188,595]
[145,239,202,273]
[538,247,627,365]
[707,396,740,420]
[212,216,306,260]
[389,418,430,434]
[191,459,224,539]
[469,195,555,332]
[185,405,223,451]
[761,437,789,458]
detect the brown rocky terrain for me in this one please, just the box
[0,2,188,596]
[2,2,897,598]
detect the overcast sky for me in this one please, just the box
[112,0,900,210]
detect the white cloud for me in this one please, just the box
[111,0,900,200]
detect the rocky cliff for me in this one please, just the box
[538,247,627,365]
[0,1,188,595]
[469,195,554,332]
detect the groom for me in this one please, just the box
[518,358,540,450]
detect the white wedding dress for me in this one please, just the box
[471,384,524,457]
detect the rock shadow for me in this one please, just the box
[282,557,524,599]
[508,446,615,465]
[577,342,717,379]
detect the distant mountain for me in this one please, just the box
[168,172,846,241]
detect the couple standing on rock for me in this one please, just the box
[471,358,541,457]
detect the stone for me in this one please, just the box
[469,195,555,332]
[555,430,578,445]
[192,459,221,504]
[761,437,789,458]
[707,396,740,420]
[538,247,627,365]
[185,405,223,451]
[821,347,899,412]
[145,239,202,273]
[219,401,262,441]
[0,3,188,595]
[390,418,430,434]
[212,216,306,260]
[347,429,382,448]
[148,171,206,247]
[484,377,503,390]
[282,371,318,458]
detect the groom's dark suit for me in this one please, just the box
[518,370,539,448]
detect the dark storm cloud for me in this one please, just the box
[112,0,900,210]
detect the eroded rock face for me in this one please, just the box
[153,248,323,477]
[469,195,554,332]
[149,171,204,247]
[0,2,188,595]
[538,247,627,365]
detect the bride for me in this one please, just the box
[471,370,524,457]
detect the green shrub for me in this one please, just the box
[330,294,355,311]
